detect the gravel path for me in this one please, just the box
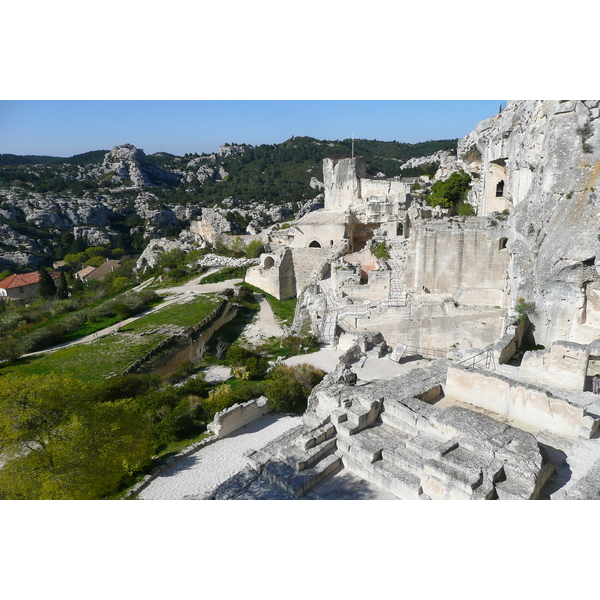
[240,293,284,345]
[138,413,303,500]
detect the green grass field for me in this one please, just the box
[1,294,223,383]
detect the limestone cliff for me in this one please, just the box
[459,100,600,345]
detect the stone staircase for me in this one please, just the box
[245,416,342,497]
[386,238,409,303]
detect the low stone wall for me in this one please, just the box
[207,396,272,439]
[123,299,233,376]
[519,341,588,391]
[445,365,597,439]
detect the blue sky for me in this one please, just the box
[0,100,504,157]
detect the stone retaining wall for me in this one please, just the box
[207,396,272,439]
[152,302,238,378]
[122,299,231,375]
[445,365,598,439]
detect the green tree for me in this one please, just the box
[0,374,154,499]
[426,170,472,209]
[56,271,69,299]
[38,267,57,298]
[85,256,106,268]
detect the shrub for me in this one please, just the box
[245,239,264,258]
[516,297,536,323]
[265,363,325,413]
[371,241,390,260]
[426,170,471,209]
[456,202,475,216]
[19,324,66,353]
[226,344,252,366]
[265,376,305,413]
[91,374,160,403]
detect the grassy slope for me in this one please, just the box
[1,294,222,383]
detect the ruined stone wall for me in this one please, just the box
[323,157,366,211]
[207,396,272,439]
[519,341,588,391]
[288,218,347,249]
[444,365,597,439]
[405,218,509,307]
[245,248,296,300]
[290,247,332,295]
[353,307,504,351]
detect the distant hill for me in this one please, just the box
[0,150,108,167]
[0,154,63,166]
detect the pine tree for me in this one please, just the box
[56,271,68,299]
[38,267,57,298]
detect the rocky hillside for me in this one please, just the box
[0,137,456,271]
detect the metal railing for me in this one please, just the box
[402,345,449,360]
[458,348,496,371]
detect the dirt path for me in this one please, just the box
[240,293,284,345]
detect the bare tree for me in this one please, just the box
[215,337,229,359]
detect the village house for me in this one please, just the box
[0,271,60,302]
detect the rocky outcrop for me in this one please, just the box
[190,208,232,245]
[458,100,600,346]
[101,144,180,187]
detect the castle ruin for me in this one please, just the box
[237,101,600,500]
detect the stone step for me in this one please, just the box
[276,436,337,472]
[373,459,424,500]
[261,453,342,498]
[342,453,423,500]
[420,458,484,500]
[336,397,383,436]
[299,421,336,451]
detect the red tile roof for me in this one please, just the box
[0,271,60,290]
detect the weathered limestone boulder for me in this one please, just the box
[310,177,324,191]
[191,208,232,245]
[135,237,202,271]
[73,226,118,247]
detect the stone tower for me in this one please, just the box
[323,157,367,211]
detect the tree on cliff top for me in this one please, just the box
[426,170,472,209]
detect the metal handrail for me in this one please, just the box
[458,348,496,371]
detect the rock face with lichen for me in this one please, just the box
[457,100,600,346]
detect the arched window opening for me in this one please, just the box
[309,240,322,248]
[499,237,508,250]
[262,256,275,269]
[496,180,505,197]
